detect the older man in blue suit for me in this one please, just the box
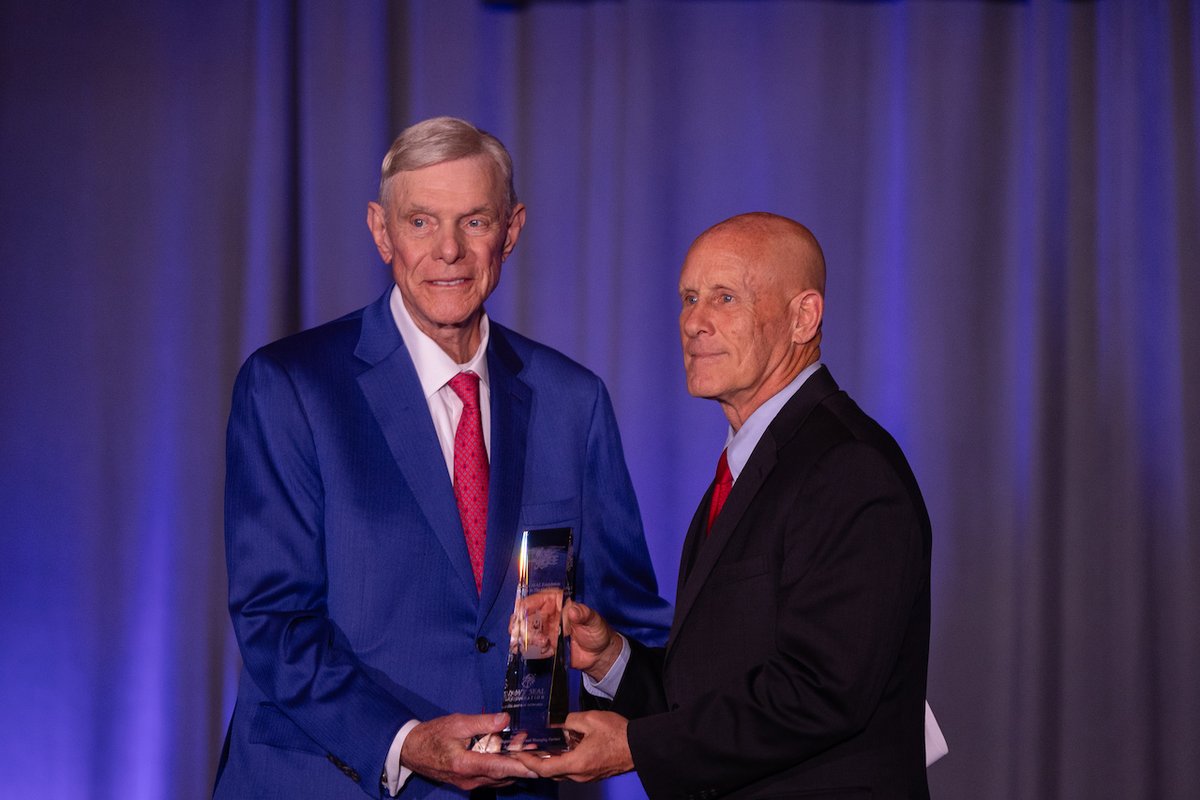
[213,117,672,799]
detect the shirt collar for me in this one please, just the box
[389,285,490,397]
[723,361,822,481]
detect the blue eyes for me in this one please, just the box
[681,294,735,306]
[408,217,489,230]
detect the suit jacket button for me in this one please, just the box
[476,636,493,652]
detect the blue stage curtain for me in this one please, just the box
[1,1,1197,798]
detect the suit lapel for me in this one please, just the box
[477,325,531,623]
[667,493,713,649]
[354,292,479,597]
[675,489,711,601]
[668,366,842,653]
[669,438,778,651]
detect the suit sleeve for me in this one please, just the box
[626,441,928,799]
[577,380,673,647]
[585,638,672,719]
[224,351,410,797]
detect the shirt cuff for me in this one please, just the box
[924,701,949,766]
[384,719,421,796]
[581,634,630,700]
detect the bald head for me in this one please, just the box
[678,212,826,429]
[690,212,826,298]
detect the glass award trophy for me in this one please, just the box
[497,527,574,752]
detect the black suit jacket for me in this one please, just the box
[604,367,931,800]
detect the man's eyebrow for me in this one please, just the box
[398,204,496,217]
[680,282,738,295]
[460,205,497,218]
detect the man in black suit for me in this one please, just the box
[517,212,932,799]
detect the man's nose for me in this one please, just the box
[681,304,709,337]
[434,226,465,262]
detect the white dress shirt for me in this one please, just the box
[384,285,493,795]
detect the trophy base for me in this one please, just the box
[470,728,577,754]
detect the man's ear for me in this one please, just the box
[501,203,527,261]
[791,290,824,345]
[366,202,392,262]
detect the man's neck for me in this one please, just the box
[389,288,491,395]
[430,323,482,364]
[410,312,484,364]
[722,353,820,431]
[720,361,823,481]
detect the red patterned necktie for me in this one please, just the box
[449,371,488,592]
[705,449,733,535]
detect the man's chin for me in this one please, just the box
[684,378,722,400]
[423,306,485,331]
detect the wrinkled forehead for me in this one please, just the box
[387,155,508,213]
[679,241,747,289]
[679,231,776,289]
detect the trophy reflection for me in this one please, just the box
[510,587,563,661]
[496,527,574,752]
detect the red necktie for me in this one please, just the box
[449,372,488,592]
[706,449,733,535]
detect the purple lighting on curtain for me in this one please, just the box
[2,1,1198,798]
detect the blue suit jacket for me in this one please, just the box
[214,290,671,799]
